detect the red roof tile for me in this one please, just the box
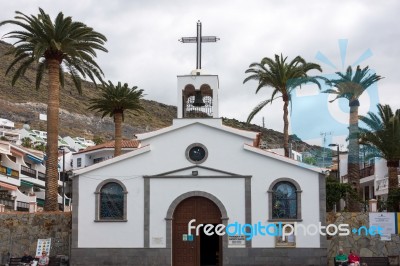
[75,139,139,154]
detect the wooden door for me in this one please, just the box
[172,196,221,266]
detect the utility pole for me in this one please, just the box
[329,143,340,181]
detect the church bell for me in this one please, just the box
[192,91,205,107]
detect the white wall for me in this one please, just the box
[77,158,144,248]
[76,120,322,248]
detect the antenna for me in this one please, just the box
[320,131,332,168]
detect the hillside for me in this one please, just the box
[0,41,176,139]
[0,41,315,151]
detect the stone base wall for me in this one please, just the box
[223,248,327,266]
[71,248,171,266]
[5,211,399,266]
[0,212,71,265]
[327,212,400,266]
[70,247,327,266]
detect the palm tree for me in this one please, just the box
[244,54,323,157]
[88,81,144,156]
[21,137,33,148]
[323,65,383,211]
[359,104,400,210]
[0,8,107,211]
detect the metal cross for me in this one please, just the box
[179,20,219,69]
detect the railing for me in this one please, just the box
[16,201,29,211]
[38,171,46,181]
[360,165,374,178]
[0,164,19,179]
[21,165,37,178]
[341,166,375,182]
[0,198,14,209]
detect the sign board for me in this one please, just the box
[39,114,47,121]
[182,234,194,241]
[228,235,246,248]
[36,238,51,256]
[369,212,395,241]
[151,237,163,245]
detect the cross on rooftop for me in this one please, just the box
[179,20,219,70]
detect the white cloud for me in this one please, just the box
[1,0,399,148]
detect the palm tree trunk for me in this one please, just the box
[387,161,400,212]
[114,112,123,157]
[283,97,289,157]
[347,102,361,211]
[387,160,399,190]
[44,59,60,211]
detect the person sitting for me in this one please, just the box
[20,252,33,265]
[37,251,49,266]
[348,249,360,266]
[335,248,348,266]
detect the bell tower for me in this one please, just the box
[177,72,219,118]
[177,21,220,119]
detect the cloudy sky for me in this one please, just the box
[1,0,399,149]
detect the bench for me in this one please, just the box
[360,257,389,266]
[8,257,22,266]
[334,257,389,266]
[9,256,62,266]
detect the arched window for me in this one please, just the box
[95,180,127,222]
[272,182,297,219]
[268,178,302,221]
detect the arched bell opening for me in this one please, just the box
[183,84,213,118]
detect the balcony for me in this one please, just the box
[20,165,46,181]
[341,165,375,183]
[360,165,374,178]
[21,165,37,178]
[0,164,19,179]
[38,171,46,181]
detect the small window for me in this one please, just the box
[100,182,124,220]
[77,158,82,167]
[95,179,127,222]
[268,178,302,221]
[272,182,297,219]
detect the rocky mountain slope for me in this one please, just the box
[0,41,315,152]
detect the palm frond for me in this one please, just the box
[1,8,108,91]
[359,104,400,161]
[88,80,145,121]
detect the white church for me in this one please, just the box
[71,22,327,266]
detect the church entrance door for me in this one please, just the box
[172,196,222,266]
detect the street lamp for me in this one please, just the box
[328,144,340,182]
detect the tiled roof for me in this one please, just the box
[74,139,140,154]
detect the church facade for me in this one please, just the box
[71,69,327,265]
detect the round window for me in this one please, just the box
[186,143,208,164]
